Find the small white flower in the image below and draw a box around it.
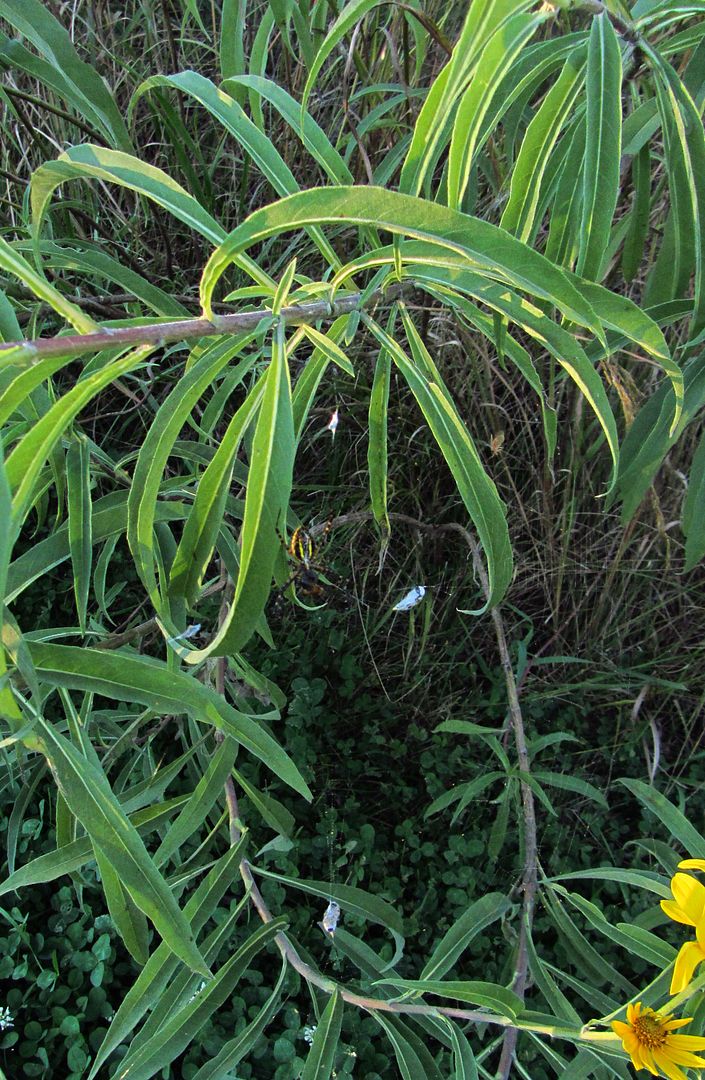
[303,1024,317,1045]
[0,1006,14,1031]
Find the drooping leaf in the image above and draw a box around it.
[26,642,312,800]
[199,187,604,340]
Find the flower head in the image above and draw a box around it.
[661,872,705,994]
[611,1002,705,1079]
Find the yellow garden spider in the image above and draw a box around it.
[275,517,335,607]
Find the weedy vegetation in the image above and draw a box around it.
[1,0,705,1076]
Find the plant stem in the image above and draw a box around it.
[0,284,408,362]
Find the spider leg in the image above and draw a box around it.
[270,567,301,612]
[308,562,368,609]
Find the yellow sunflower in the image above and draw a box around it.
[611,1002,705,1079]
[661,869,705,994]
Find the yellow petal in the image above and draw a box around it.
[670,940,705,995]
[661,898,695,926]
[668,1034,705,1050]
[663,1046,705,1065]
[634,1045,660,1076]
[679,859,705,872]
[652,1049,688,1080]
[627,1002,642,1023]
[670,874,705,924]
[662,1017,694,1031]
[611,1020,632,1040]
[622,1031,640,1054]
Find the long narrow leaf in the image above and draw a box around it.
[182,321,295,660]
[26,642,312,799]
[577,14,623,279]
[301,991,343,1080]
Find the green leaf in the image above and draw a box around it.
[191,960,287,1080]
[130,72,339,268]
[413,271,621,491]
[0,799,188,896]
[127,337,254,613]
[291,316,349,437]
[7,346,152,534]
[26,642,312,800]
[93,845,150,966]
[420,893,511,980]
[302,0,387,115]
[0,349,87,425]
[153,738,239,868]
[66,435,92,633]
[35,240,189,317]
[0,438,12,622]
[542,887,636,997]
[447,12,545,210]
[683,424,705,569]
[368,310,393,531]
[182,321,295,660]
[116,918,287,1080]
[29,715,210,976]
[556,886,677,966]
[234,768,295,838]
[615,352,704,520]
[30,144,274,290]
[501,46,585,243]
[425,773,504,821]
[251,866,405,968]
[435,719,504,737]
[401,0,535,198]
[301,991,343,1080]
[524,927,582,1024]
[441,1019,479,1080]
[0,0,132,150]
[125,895,250,1057]
[199,187,604,341]
[549,867,671,898]
[645,45,705,335]
[89,839,247,1078]
[223,75,353,184]
[367,310,512,610]
[532,770,609,809]
[0,235,97,334]
[6,492,187,603]
[622,144,652,283]
[545,116,586,269]
[576,14,623,279]
[167,362,266,610]
[375,1014,445,1080]
[219,0,246,89]
[619,777,705,858]
[376,978,524,1019]
[301,325,355,377]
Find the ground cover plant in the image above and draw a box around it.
[2,0,705,1076]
